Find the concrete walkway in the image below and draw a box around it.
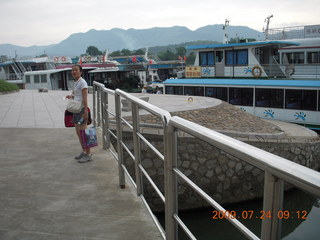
[0,90,162,240]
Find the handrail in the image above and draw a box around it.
[92,81,320,240]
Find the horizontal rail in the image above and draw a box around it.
[119,116,134,131]
[139,164,165,203]
[108,129,117,139]
[107,111,116,117]
[121,163,137,189]
[141,195,166,240]
[173,214,197,240]
[173,168,260,240]
[137,132,164,161]
[121,141,135,162]
[115,89,171,124]
[102,87,115,95]
[109,148,118,161]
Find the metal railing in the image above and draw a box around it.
[165,116,320,240]
[93,81,170,238]
[92,81,320,240]
[192,63,320,79]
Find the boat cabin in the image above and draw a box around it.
[187,38,320,79]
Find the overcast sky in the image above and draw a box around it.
[0,0,319,47]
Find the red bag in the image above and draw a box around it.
[64,110,74,127]
[64,107,92,128]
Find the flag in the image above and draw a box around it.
[184,56,187,61]
[79,56,82,65]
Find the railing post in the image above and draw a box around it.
[97,86,101,127]
[132,102,143,195]
[261,171,284,240]
[92,82,96,127]
[115,91,125,189]
[101,90,108,149]
[165,123,178,240]
[105,90,111,149]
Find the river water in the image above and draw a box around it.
[156,188,320,239]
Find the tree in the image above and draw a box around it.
[120,49,132,56]
[86,46,102,56]
[132,49,145,55]
[186,52,195,65]
[158,49,176,61]
[176,46,186,58]
[109,50,121,57]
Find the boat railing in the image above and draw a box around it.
[192,63,320,79]
[5,72,23,81]
[92,81,320,240]
[267,25,320,40]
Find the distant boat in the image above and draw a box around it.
[163,24,320,129]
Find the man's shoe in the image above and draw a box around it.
[78,154,92,163]
[75,152,86,160]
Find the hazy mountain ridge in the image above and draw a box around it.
[0,25,262,57]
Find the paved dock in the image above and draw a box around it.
[0,90,162,240]
[0,89,317,240]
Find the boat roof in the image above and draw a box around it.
[279,38,320,49]
[89,67,120,73]
[186,40,300,51]
[163,78,320,88]
[24,69,71,75]
[0,61,34,66]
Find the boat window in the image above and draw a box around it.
[205,87,228,101]
[255,88,284,108]
[41,75,47,83]
[229,87,253,106]
[199,51,215,66]
[283,52,305,64]
[215,51,223,63]
[307,52,320,64]
[25,75,30,84]
[184,86,204,96]
[165,86,183,95]
[34,75,40,84]
[226,50,248,65]
[68,72,73,80]
[285,89,317,111]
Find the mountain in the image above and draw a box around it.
[0,25,262,57]
[0,44,56,58]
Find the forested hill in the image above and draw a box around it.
[0,25,262,57]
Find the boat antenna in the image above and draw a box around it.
[263,14,273,40]
[223,19,230,44]
[144,47,149,61]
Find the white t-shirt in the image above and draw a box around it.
[73,78,88,102]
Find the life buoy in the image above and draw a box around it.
[54,57,59,62]
[61,56,66,62]
[86,56,91,62]
[251,65,262,78]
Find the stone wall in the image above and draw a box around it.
[115,131,320,212]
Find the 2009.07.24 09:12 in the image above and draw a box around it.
[212,210,308,220]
